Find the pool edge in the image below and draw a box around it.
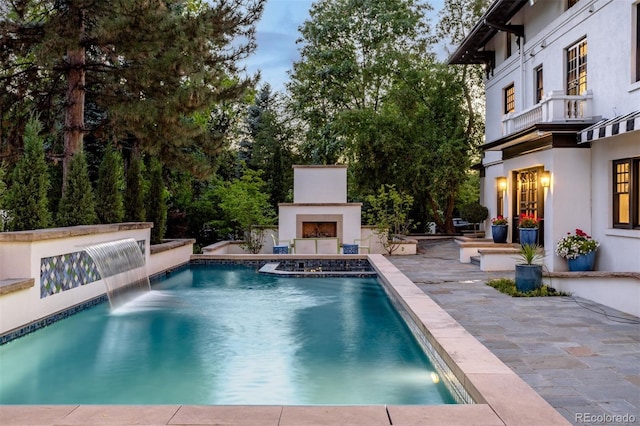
[367,254,570,426]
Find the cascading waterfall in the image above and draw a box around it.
[84,238,150,310]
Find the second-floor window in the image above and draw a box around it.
[504,84,515,114]
[567,38,587,95]
[535,66,544,103]
[506,32,512,59]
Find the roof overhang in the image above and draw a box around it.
[482,122,598,159]
[447,0,529,66]
[578,110,640,143]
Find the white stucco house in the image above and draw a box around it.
[449,0,640,274]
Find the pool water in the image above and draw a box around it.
[0,265,456,405]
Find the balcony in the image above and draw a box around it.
[502,90,593,136]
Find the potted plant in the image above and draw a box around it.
[515,243,543,292]
[490,215,508,243]
[518,214,539,245]
[555,229,600,271]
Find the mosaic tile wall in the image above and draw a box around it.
[39,240,145,298]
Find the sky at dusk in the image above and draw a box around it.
[244,0,447,93]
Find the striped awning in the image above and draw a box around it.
[579,110,640,143]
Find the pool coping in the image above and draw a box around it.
[0,254,570,425]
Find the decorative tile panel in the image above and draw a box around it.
[39,240,146,298]
[40,251,100,298]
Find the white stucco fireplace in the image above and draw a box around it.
[278,165,362,254]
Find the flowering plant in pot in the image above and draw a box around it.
[491,215,508,226]
[490,216,508,243]
[518,214,539,228]
[518,214,539,245]
[555,229,599,271]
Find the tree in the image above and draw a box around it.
[459,202,488,235]
[3,117,51,231]
[95,145,125,224]
[147,158,168,244]
[382,61,473,234]
[364,184,413,255]
[244,85,297,208]
[213,168,275,253]
[1,0,265,193]
[124,151,145,222]
[57,151,97,226]
[287,0,433,163]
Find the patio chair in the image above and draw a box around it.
[270,233,292,254]
[354,236,371,254]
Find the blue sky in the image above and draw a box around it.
[244,0,446,93]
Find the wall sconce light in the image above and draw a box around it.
[497,176,507,191]
[540,170,551,188]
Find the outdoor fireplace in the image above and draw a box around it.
[278,165,362,253]
[302,222,337,238]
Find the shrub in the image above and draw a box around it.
[57,151,97,226]
[95,146,125,224]
[486,278,569,297]
[364,184,413,255]
[4,117,52,230]
[146,158,168,244]
[459,202,488,234]
[124,152,146,222]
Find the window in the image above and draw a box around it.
[567,38,587,95]
[506,32,512,59]
[504,84,515,114]
[613,158,640,229]
[535,65,544,103]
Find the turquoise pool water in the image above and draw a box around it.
[0,265,456,405]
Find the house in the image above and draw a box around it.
[449,0,640,275]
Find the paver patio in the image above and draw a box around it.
[389,238,640,426]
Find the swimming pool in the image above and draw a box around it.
[0,265,456,405]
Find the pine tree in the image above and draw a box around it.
[57,152,97,227]
[95,146,125,223]
[1,0,265,190]
[4,117,51,231]
[124,152,145,222]
[146,158,167,244]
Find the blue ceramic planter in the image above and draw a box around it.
[567,251,597,271]
[491,225,508,243]
[519,228,538,246]
[515,264,543,292]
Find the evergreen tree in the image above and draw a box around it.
[4,117,51,231]
[1,0,265,191]
[245,85,297,207]
[95,145,125,224]
[147,158,167,244]
[57,151,97,226]
[124,151,145,222]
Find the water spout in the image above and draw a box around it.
[85,238,150,310]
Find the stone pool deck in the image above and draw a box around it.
[1,238,638,426]
[389,238,640,426]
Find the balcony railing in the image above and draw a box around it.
[502,90,593,136]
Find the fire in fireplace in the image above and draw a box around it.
[302,222,337,238]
